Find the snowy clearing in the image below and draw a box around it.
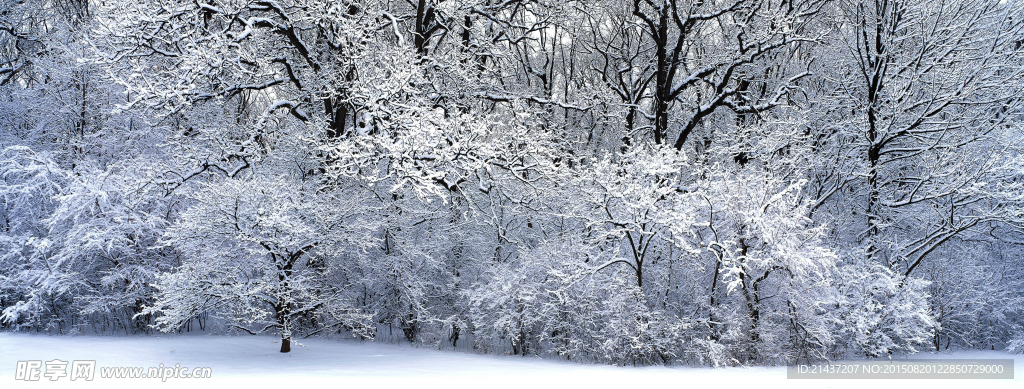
[1,333,1020,389]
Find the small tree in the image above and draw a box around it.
[146,176,376,352]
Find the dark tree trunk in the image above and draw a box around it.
[450,324,460,348]
[280,334,291,353]
[652,8,670,145]
[736,235,760,362]
[862,0,888,266]
[323,98,347,138]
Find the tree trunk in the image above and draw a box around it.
[280,334,291,353]
[653,11,670,145]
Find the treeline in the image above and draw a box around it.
[2,0,1024,365]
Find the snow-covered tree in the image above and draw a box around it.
[149,174,377,352]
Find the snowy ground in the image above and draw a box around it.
[1,332,1021,388]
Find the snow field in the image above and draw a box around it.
[1,333,1021,389]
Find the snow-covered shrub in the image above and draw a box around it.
[1008,327,1024,354]
[833,258,935,357]
[0,147,68,330]
[597,275,690,366]
[468,249,547,356]
[0,147,178,334]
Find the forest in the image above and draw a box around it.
[1,0,1023,366]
